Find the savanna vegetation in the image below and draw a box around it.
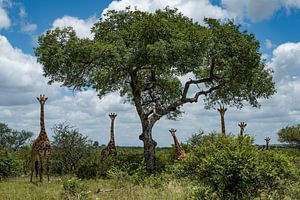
[1,7,299,200]
[0,122,299,200]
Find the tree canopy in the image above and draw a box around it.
[0,122,33,151]
[35,8,276,173]
[278,124,300,147]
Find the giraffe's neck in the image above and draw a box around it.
[240,128,244,136]
[109,119,115,146]
[220,112,226,135]
[39,104,47,138]
[172,134,181,149]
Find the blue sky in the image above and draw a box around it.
[0,0,300,146]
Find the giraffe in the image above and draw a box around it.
[217,105,227,135]
[264,137,271,150]
[169,128,186,161]
[101,113,117,161]
[238,122,247,136]
[30,95,51,182]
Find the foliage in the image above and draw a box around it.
[51,123,93,174]
[0,148,21,180]
[177,136,296,200]
[76,160,99,180]
[61,177,90,200]
[15,146,31,175]
[35,7,275,173]
[0,122,33,151]
[35,8,275,110]
[187,130,218,148]
[278,124,300,147]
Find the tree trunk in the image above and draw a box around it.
[139,120,157,174]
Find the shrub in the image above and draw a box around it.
[0,148,21,180]
[76,160,99,179]
[177,135,296,200]
[15,146,31,175]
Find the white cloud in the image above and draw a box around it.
[221,0,300,22]
[283,0,300,8]
[247,0,280,22]
[269,42,300,81]
[265,39,273,49]
[21,23,37,33]
[19,7,27,18]
[52,16,97,39]
[0,35,59,106]
[102,0,235,25]
[17,6,38,35]
[0,4,10,29]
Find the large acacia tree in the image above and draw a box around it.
[35,8,275,173]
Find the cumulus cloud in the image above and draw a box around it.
[0,35,59,106]
[221,0,300,22]
[102,0,235,24]
[269,42,300,81]
[52,16,97,39]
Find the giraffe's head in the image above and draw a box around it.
[217,105,227,114]
[37,94,48,105]
[238,122,247,129]
[109,113,117,120]
[264,137,271,143]
[169,128,177,137]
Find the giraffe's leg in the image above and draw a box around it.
[35,161,38,178]
[39,159,44,182]
[46,158,50,182]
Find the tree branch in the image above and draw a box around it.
[160,85,220,116]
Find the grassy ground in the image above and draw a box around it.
[0,176,193,200]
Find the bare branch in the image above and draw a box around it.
[160,85,220,116]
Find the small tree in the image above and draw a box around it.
[0,122,33,151]
[0,148,20,180]
[278,124,300,147]
[51,123,92,174]
[35,8,275,173]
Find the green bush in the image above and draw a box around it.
[177,136,296,200]
[76,160,99,179]
[15,146,31,175]
[0,148,21,180]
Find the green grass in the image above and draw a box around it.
[0,177,62,200]
[0,176,193,200]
